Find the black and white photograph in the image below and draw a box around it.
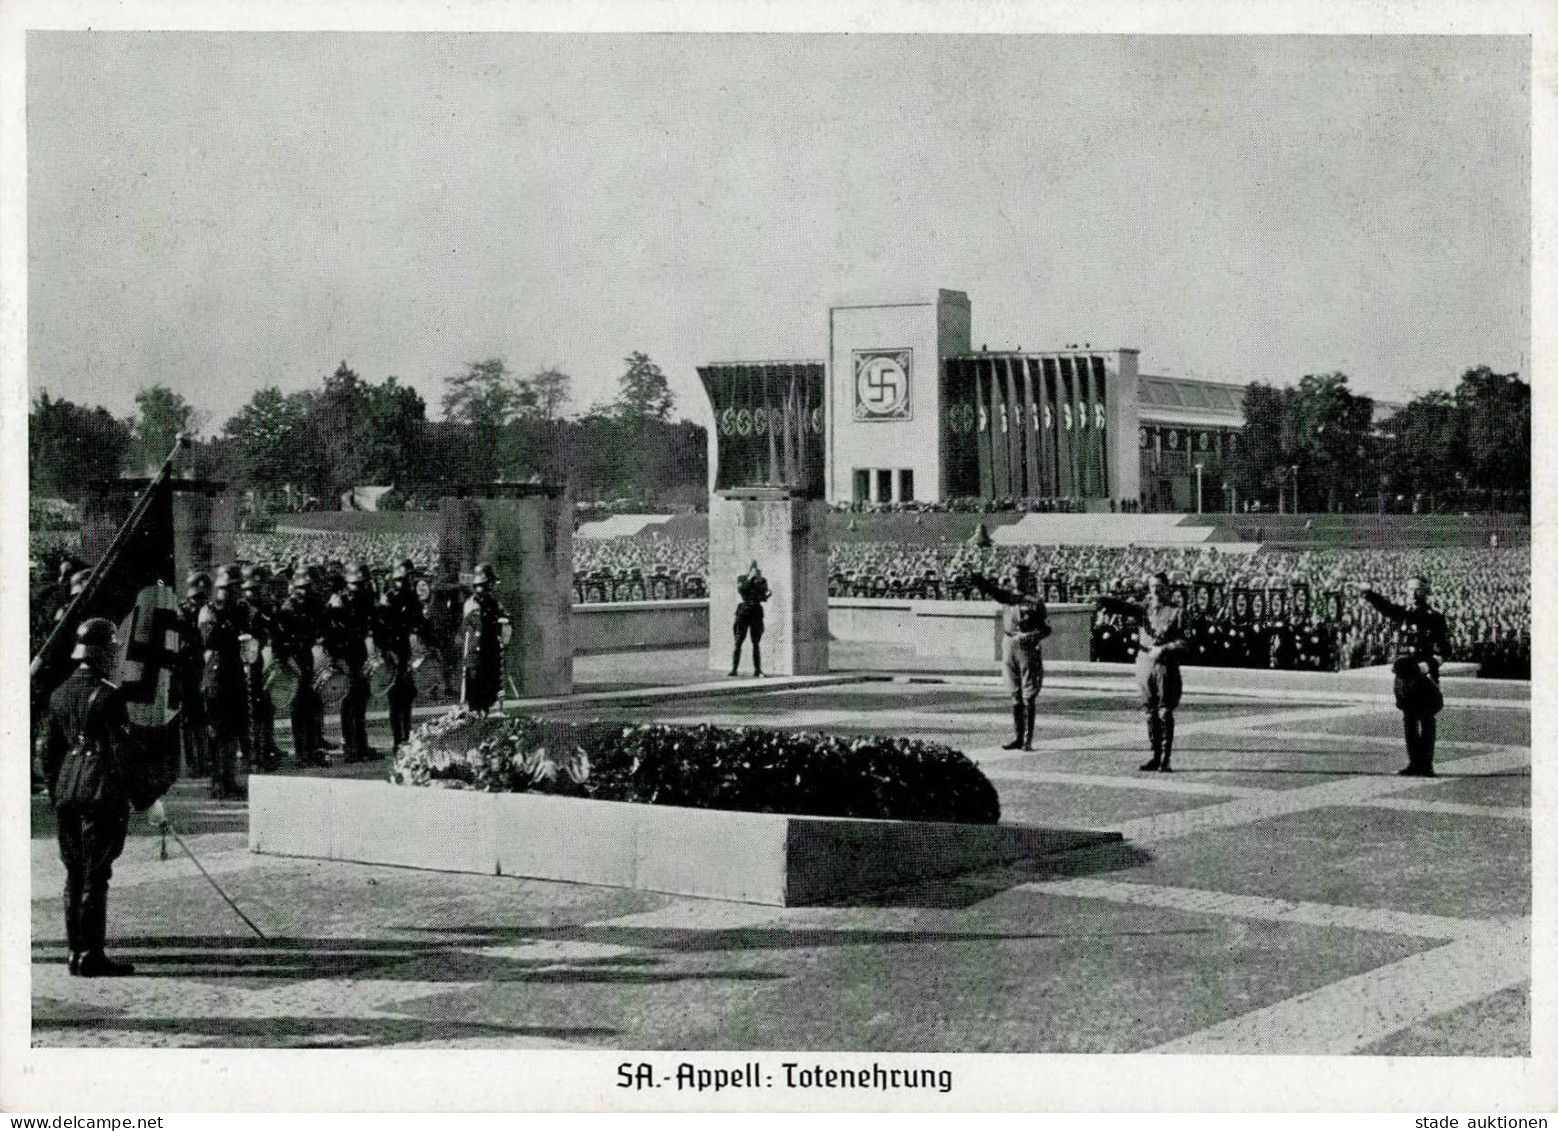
[2,0,1553,1117]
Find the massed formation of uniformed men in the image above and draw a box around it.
[199,568,250,799]
[324,562,380,762]
[460,563,510,714]
[378,558,433,752]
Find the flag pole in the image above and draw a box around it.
[30,434,191,688]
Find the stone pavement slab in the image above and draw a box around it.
[31,663,1531,1057]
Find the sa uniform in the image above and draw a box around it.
[972,572,1051,750]
[460,564,509,714]
[238,573,281,771]
[325,563,378,761]
[378,560,432,750]
[1097,581,1190,772]
[34,618,166,977]
[276,571,327,765]
[175,573,210,776]
[199,575,250,799]
[730,565,770,677]
[1361,584,1450,776]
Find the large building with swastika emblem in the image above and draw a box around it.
[697,289,1254,512]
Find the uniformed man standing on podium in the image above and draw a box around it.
[730,562,770,678]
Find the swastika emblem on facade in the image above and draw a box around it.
[853,350,912,422]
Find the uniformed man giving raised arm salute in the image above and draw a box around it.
[1095,572,1190,772]
[729,561,770,678]
[971,562,1052,751]
[1349,575,1449,777]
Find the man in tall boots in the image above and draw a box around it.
[326,562,378,761]
[199,569,249,799]
[175,570,211,778]
[730,562,770,677]
[238,568,282,771]
[972,563,1052,750]
[460,563,509,715]
[378,558,432,751]
[277,568,328,765]
[1353,576,1449,776]
[35,617,168,976]
[1096,573,1189,772]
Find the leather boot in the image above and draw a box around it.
[752,641,763,678]
[75,896,132,977]
[1002,703,1026,750]
[1160,713,1175,773]
[76,950,135,978]
[729,645,742,677]
[1023,696,1039,750]
[1140,715,1162,771]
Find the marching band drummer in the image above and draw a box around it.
[277,568,328,766]
[325,562,380,762]
[377,558,433,752]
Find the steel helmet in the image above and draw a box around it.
[71,616,118,660]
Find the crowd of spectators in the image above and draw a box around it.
[832,496,1138,515]
[573,537,707,602]
[32,527,1529,679]
[825,542,1529,677]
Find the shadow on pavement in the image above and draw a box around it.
[32,1014,615,1049]
[31,936,784,986]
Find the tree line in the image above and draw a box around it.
[1232,366,1528,513]
[31,359,1527,516]
[30,352,709,512]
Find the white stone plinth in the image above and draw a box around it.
[708,490,829,675]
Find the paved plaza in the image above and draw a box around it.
[30,651,1531,1054]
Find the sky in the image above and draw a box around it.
[25,32,1530,435]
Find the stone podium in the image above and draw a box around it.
[708,489,829,676]
[438,486,574,698]
[696,362,831,678]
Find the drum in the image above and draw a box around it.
[368,654,395,702]
[314,659,352,709]
[264,659,298,708]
